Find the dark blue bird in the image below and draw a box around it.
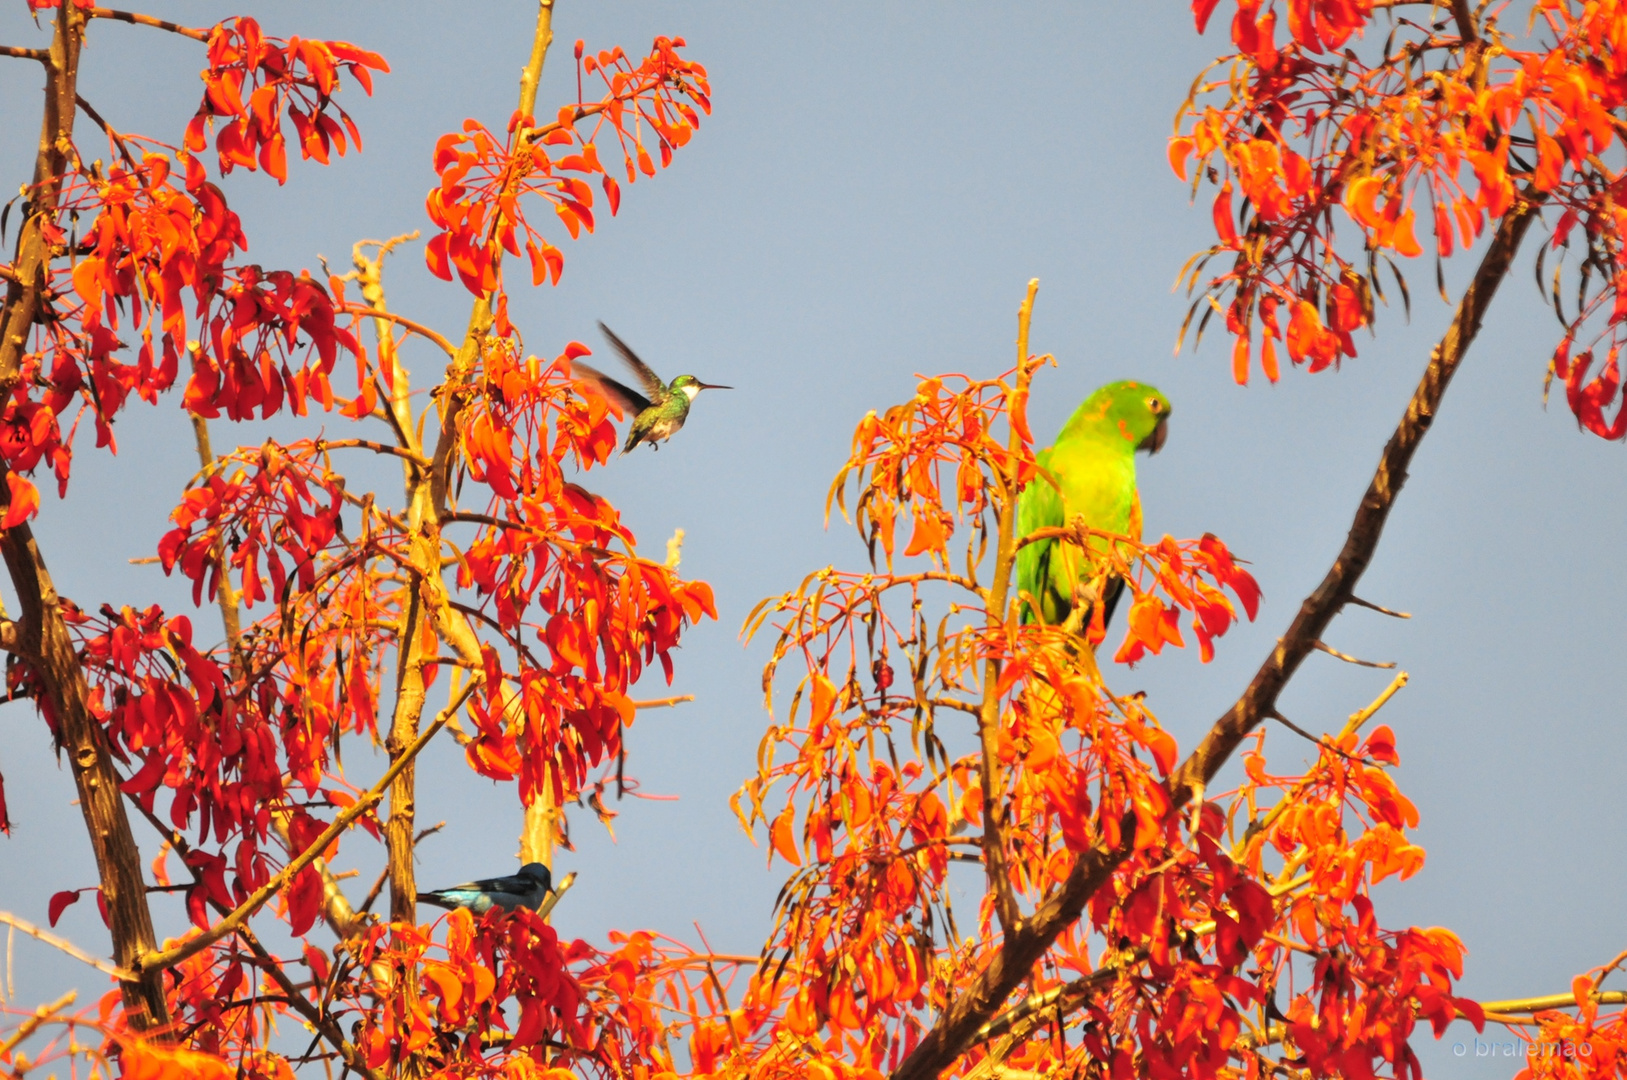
[415,863,553,915]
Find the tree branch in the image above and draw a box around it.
[86,7,208,42]
[1478,989,1627,1015]
[516,0,556,121]
[231,922,380,1080]
[316,437,432,469]
[975,278,1041,940]
[0,3,173,1035]
[0,990,76,1057]
[0,911,134,982]
[74,93,137,169]
[126,796,381,1080]
[891,191,1546,1080]
[133,676,478,976]
[0,46,49,62]
[334,302,455,359]
[1166,188,1543,810]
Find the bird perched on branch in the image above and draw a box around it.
[1017,380,1171,635]
[416,862,553,915]
[570,322,731,453]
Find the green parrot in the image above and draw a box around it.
[1016,380,1172,633]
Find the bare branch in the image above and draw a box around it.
[73,93,137,169]
[0,912,133,982]
[0,46,49,62]
[535,870,575,921]
[1312,640,1397,668]
[1348,595,1411,618]
[1166,189,1544,813]
[1344,670,1409,735]
[86,7,208,42]
[316,437,433,469]
[333,303,455,359]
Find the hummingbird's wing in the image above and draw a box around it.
[597,322,670,404]
[570,359,653,417]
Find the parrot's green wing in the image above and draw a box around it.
[1016,447,1065,625]
[1014,381,1171,637]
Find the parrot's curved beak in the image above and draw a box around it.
[1139,417,1169,455]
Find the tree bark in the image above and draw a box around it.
[0,2,170,1035]
[0,518,170,1031]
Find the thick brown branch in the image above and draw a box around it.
[1,4,81,393]
[1166,189,1542,810]
[1450,0,1479,43]
[0,4,172,1034]
[891,822,1135,1080]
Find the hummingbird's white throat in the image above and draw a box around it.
[680,383,701,401]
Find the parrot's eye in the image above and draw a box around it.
[1146,397,1164,414]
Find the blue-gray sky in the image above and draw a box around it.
[1,5,1621,1076]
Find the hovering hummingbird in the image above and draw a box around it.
[570,322,731,454]
[416,862,553,916]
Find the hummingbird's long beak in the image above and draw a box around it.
[697,382,732,391]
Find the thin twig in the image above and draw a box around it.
[695,922,744,1053]
[0,990,76,1056]
[535,870,574,921]
[73,93,138,169]
[1348,595,1411,618]
[1312,640,1397,668]
[333,304,456,358]
[0,45,49,61]
[0,912,133,981]
[1341,671,1408,738]
[315,438,432,469]
[358,868,388,919]
[86,7,208,41]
